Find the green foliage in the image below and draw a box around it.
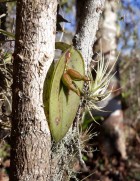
[55,42,70,51]
[83,54,117,125]
[43,43,85,142]
[2,51,12,63]
[82,115,103,131]
[0,142,10,158]
[0,29,15,39]
[43,46,117,141]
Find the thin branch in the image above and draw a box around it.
[73,0,105,72]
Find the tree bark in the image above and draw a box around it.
[71,0,105,173]
[73,0,105,71]
[10,0,57,180]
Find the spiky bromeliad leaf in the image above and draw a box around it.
[0,29,15,39]
[84,53,118,124]
[43,43,85,142]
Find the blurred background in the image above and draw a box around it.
[0,0,140,180]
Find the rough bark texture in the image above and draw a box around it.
[10,0,57,180]
[73,0,105,72]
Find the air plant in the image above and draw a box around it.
[83,53,118,124]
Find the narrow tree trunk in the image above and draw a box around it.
[10,1,57,180]
[73,0,105,71]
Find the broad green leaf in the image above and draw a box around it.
[43,46,85,142]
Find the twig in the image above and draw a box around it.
[81,171,96,181]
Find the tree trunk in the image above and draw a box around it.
[73,0,105,71]
[10,1,57,180]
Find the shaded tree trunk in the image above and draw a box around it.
[10,0,57,180]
